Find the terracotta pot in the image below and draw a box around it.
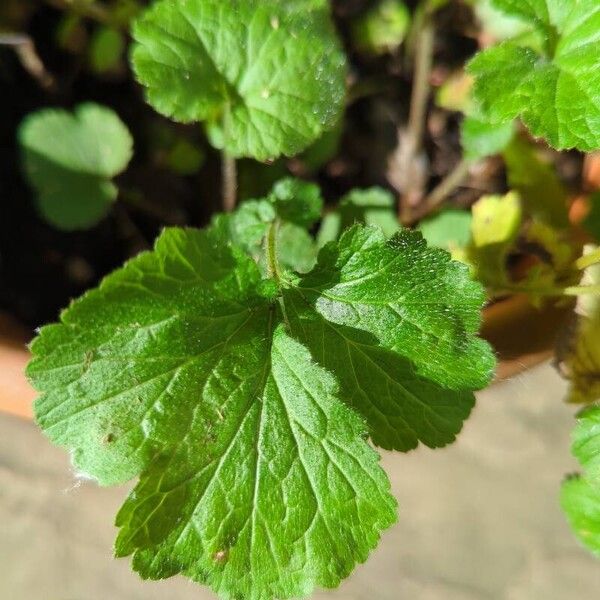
[0,297,571,420]
[0,315,35,420]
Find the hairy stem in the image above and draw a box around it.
[266,220,282,283]
[576,247,600,271]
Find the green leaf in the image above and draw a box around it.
[467,192,523,287]
[269,178,323,229]
[287,226,495,394]
[19,103,133,230]
[571,405,600,487]
[471,192,522,248]
[474,0,529,42]
[418,209,473,251]
[351,0,411,55]
[562,475,600,557]
[503,138,569,229]
[131,0,346,160]
[461,113,514,161]
[116,325,397,597]
[468,0,600,151]
[491,0,572,35]
[562,405,600,556]
[89,26,126,74]
[319,188,400,245]
[216,178,322,274]
[28,221,494,598]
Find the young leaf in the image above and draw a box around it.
[317,187,400,246]
[217,178,323,273]
[562,475,600,557]
[351,0,411,56]
[19,103,133,230]
[28,220,494,597]
[131,0,346,161]
[467,192,523,287]
[469,0,600,151]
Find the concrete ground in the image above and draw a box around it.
[2,362,600,600]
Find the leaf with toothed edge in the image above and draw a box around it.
[130,0,346,161]
[469,0,600,151]
[28,214,494,598]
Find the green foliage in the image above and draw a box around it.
[351,0,411,55]
[131,0,346,161]
[19,103,133,230]
[89,26,125,73]
[317,187,399,246]
[467,191,523,287]
[562,475,600,557]
[28,182,494,598]
[218,178,322,274]
[418,209,473,252]
[469,0,600,151]
[461,112,514,161]
[562,405,600,556]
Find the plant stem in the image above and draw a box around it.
[266,220,282,283]
[221,150,237,213]
[408,159,471,224]
[576,247,600,271]
[0,34,55,90]
[406,19,434,161]
[399,9,435,223]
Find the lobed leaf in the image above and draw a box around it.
[469,0,600,151]
[131,0,346,160]
[29,217,494,597]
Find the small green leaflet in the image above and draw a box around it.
[28,215,494,597]
[216,178,322,273]
[317,187,400,247]
[19,103,133,230]
[469,0,600,151]
[562,405,600,556]
[131,0,346,161]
